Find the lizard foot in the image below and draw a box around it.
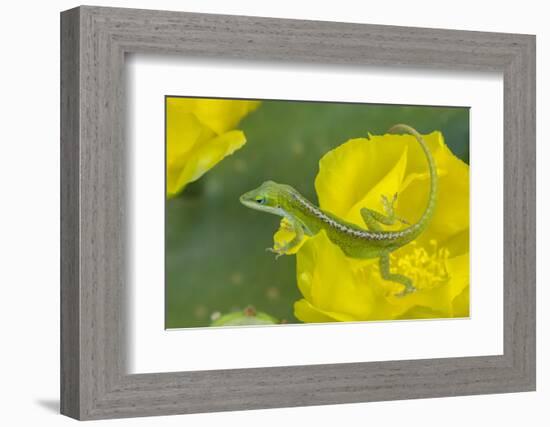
[265,246,284,260]
[394,284,417,298]
[381,193,409,225]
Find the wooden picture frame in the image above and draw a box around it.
[60,5,536,420]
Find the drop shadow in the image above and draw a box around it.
[35,399,59,414]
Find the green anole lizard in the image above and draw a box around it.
[239,124,438,296]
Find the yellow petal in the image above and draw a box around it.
[296,231,378,319]
[432,159,469,236]
[441,228,469,258]
[166,111,214,164]
[167,130,247,197]
[396,131,469,238]
[395,305,449,320]
[315,136,408,217]
[382,251,469,318]
[294,298,362,323]
[344,145,408,226]
[166,98,260,197]
[446,253,470,306]
[166,112,214,195]
[166,98,260,135]
[402,131,446,176]
[452,285,470,318]
[385,280,453,318]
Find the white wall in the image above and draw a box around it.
[0,0,546,425]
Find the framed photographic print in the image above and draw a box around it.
[163,97,470,329]
[60,5,536,420]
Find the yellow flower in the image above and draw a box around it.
[275,132,469,322]
[166,98,260,197]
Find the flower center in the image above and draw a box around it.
[391,240,450,290]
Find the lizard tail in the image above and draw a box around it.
[387,124,438,237]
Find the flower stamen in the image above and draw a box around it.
[391,240,450,290]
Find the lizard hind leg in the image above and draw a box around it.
[360,193,409,230]
[378,252,416,297]
[360,208,384,231]
[380,193,410,225]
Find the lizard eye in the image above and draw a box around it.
[255,197,265,204]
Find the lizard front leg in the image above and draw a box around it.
[267,218,305,259]
[378,251,416,297]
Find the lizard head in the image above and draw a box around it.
[239,180,292,217]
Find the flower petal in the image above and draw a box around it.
[452,286,470,318]
[315,136,408,217]
[166,111,214,165]
[168,130,247,197]
[395,305,449,320]
[166,98,260,197]
[446,253,470,307]
[396,131,469,238]
[166,98,261,135]
[441,228,469,258]
[296,231,378,319]
[383,252,469,318]
[294,298,363,323]
[344,145,408,226]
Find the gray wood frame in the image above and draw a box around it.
[60,5,536,420]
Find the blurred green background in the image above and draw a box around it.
[166,99,469,329]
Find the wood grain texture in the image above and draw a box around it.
[60,5,536,420]
[60,7,80,419]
